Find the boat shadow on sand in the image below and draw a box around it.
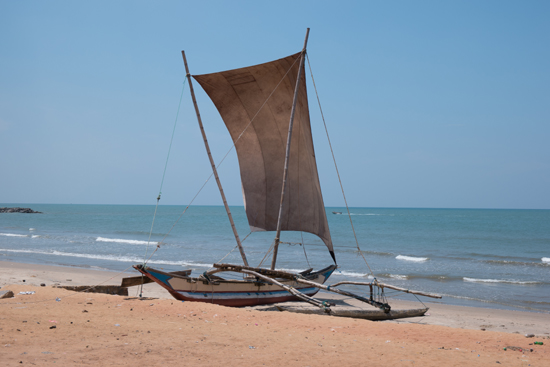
[249,292,429,321]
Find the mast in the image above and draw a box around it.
[181,51,249,267]
[271,28,310,270]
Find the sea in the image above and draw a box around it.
[1,204,549,313]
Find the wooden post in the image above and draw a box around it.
[369,283,373,302]
[271,28,310,270]
[290,276,391,312]
[182,51,249,267]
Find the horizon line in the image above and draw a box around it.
[1,203,549,211]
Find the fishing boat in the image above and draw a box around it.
[125,29,440,317]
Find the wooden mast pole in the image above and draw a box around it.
[271,28,310,270]
[181,51,249,267]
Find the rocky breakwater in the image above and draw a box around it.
[0,207,42,214]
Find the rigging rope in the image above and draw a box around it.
[142,79,187,265]
[258,241,276,268]
[306,54,376,278]
[212,231,253,269]
[300,232,312,268]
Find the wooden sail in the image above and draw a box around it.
[193,53,335,261]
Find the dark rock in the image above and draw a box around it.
[0,207,42,214]
[0,290,15,299]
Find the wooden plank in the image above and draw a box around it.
[121,276,154,287]
[54,285,128,296]
[122,270,192,287]
[213,263,298,280]
[170,270,192,277]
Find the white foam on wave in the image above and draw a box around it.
[29,228,36,231]
[0,233,28,237]
[339,270,374,279]
[277,267,307,274]
[96,237,158,246]
[463,277,539,285]
[0,249,36,254]
[164,260,219,269]
[396,255,428,262]
[542,257,550,263]
[388,274,408,280]
[258,268,374,279]
[0,248,208,267]
[31,235,41,238]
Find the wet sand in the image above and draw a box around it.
[1,260,549,366]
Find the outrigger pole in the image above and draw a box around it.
[212,263,442,313]
[271,28,310,270]
[181,51,249,267]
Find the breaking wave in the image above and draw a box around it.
[463,277,540,285]
[0,248,210,268]
[96,237,158,245]
[338,270,374,279]
[0,233,28,237]
[387,274,408,280]
[542,258,550,263]
[485,259,550,268]
[396,255,428,262]
[277,267,310,274]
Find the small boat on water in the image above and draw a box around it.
[124,29,440,319]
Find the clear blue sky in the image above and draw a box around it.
[1,1,549,209]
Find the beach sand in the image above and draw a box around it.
[1,260,549,366]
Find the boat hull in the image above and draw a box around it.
[133,264,337,307]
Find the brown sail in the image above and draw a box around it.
[193,52,334,260]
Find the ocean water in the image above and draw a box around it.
[1,204,549,313]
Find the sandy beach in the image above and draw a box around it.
[1,260,549,366]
